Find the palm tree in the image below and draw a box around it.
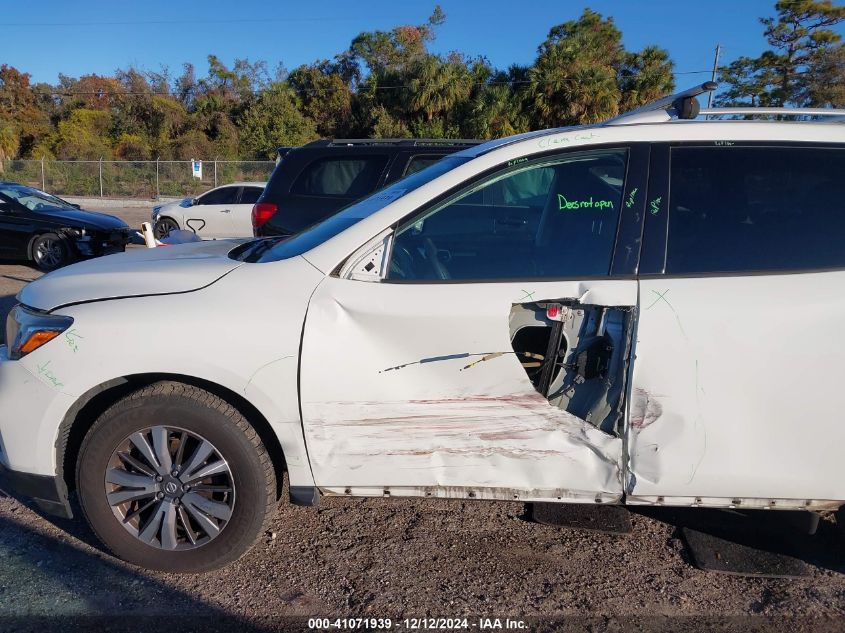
[618,46,675,111]
[409,55,472,127]
[528,10,624,127]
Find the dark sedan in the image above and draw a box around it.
[0,182,132,271]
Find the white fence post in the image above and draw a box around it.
[155,157,160,199]
[214,159,218,188]
[99,157,104,198]
[40,156,46,191]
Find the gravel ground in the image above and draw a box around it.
[1,206,845,632]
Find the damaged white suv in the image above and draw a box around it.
[2,84,845,572]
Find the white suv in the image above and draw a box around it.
[2,84,844,572]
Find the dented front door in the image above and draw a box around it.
[299,146,647,501]
[300,279,636,501]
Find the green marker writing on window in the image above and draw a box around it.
[649,197,662,215]
[558,194,614,211]
[625,187,638,208]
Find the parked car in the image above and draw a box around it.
[4,84,845,573]
[152,182,266,240]
[0,182,131,271]
[253,138,480,237]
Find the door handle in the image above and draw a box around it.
[220,209,231,213]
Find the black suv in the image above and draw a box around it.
[253,138,479,237]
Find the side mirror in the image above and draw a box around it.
[0,203,12,213]
[70,203,81,209]
[191,197,199,206]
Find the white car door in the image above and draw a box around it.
[300,145,650,502]
[228,185,263,237]
[628,142,845,509]
[184,185,241,238]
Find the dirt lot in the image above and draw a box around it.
[1,206,844,632]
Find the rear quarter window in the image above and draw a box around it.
[666,146,845,274]
[291,156,389,197]
[239,187,263,204]
[403,154,446,177]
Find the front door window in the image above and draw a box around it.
[388,149,628,281]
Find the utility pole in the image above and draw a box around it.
[707,44,722,108]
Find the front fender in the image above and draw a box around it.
[15,256,325,487]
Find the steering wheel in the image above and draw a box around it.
[389,245,416,279]
[389,235,451,280]
[422,237,451,280]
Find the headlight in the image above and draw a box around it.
[4,305,74,361]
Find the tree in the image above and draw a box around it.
[408,54,473,125]
[803,42,845,106]
[368,105,411,138]
[54,108,112,159]
[0,65,51,157]
[0,120,19,167]
[619,46,675,111]
[239,84,318,158]
[288,58,356,137]
[350,6,444,75]
[464,79,528,139]
[528,10,622,126]
[718,0,845,106]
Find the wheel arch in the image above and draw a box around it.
[155,215,181,229]
[27,229,78,262]
[56,373,288,500]
[26,230,56,260]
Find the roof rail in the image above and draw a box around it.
[698,107,845,121]
[606,82,718,126]
[303,138,481,148]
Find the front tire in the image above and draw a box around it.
[31,233,73,271]
[76,382,276,573]
[153,217,179,240]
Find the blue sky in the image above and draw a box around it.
[3,0,842,89]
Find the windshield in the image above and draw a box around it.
[0,184,76,211]
[248,154,472,263]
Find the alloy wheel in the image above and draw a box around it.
[35,238,62,268]
[154,219,178,239]
[104,426,236,550]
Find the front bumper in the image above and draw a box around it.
[73,230,130,258]
[0,463,72,518]
[0,344,75,517]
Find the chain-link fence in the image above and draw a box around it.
[0,159,276,199]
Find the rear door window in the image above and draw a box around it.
[292,157,389,197]
[666,146,845,273]
[239,187,263,204]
